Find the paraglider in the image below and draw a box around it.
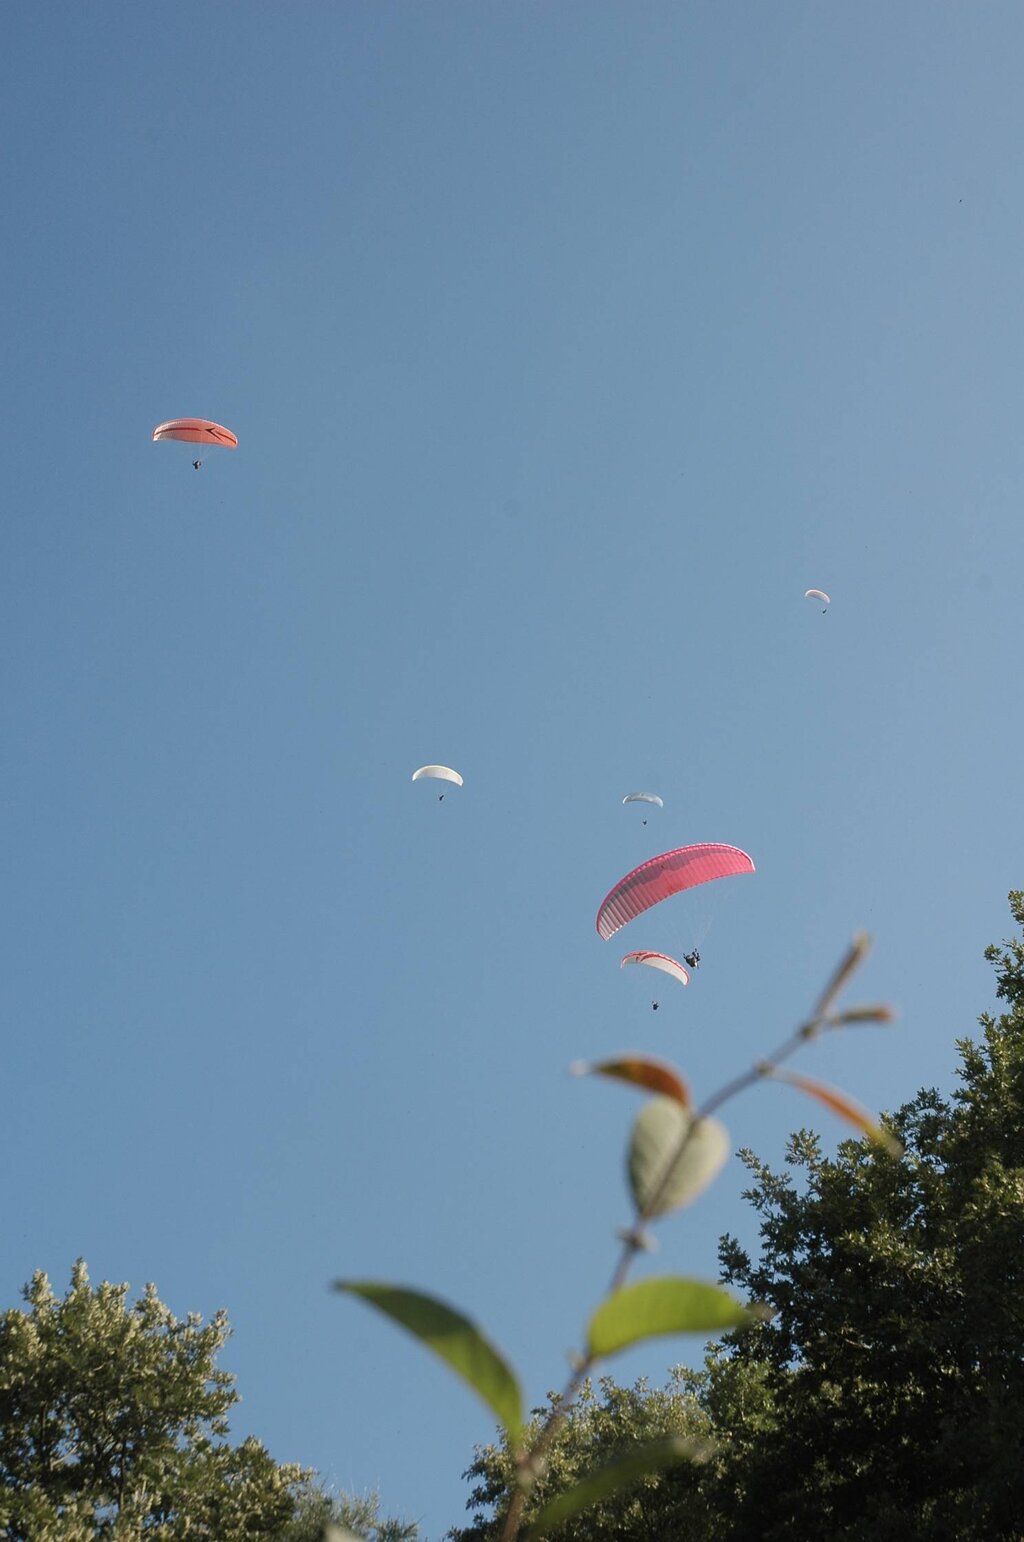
[152,419,238,470]
[623,792,663,826]
[412,765,463,802]
[596,843,755,941]
[805,588,830,613]
[621,951,691,991]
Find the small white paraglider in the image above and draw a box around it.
[622,792,663,825]
[621,950,690,1012]
[412,765,463,802]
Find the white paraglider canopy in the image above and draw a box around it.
[411,765,463,787]
[621,951,690,988]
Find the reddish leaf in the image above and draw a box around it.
[572,1056,690,1107]
[772,1070,901,1155]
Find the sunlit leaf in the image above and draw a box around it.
[830,1004,896,1025]
[771,1070,902,1155]
[572,1056,690,1106]
[587,1275,760,1359]
[811,931,871,1018]
[522,1434,714,1539]
[332,1281,523,1438]
[627,1096,730,1217]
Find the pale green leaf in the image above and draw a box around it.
[587,1275,763,1359]
[627,1096,730,1217]
[332,1281,522,1438]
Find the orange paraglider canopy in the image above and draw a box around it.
[152,418,238,448]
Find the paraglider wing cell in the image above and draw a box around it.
[596,844,755,940]
[152,418,239,449]
[411,765,464,788]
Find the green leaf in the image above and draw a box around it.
[332,1281,523,1438]
[627,1096,730,1217]
[587,1276,763,1359]
[522,1434,714,1539]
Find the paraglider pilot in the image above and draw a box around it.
[683,950,700,970]
[192,459,203,470]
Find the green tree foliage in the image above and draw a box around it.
[713,891,1024,1539]
[283,1485,420,1542]
[283,1484,420,1542]
[451,894,1024,1541]
[0,1260,309,1540]
[448,1375,715,1541]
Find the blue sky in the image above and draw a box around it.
[3,3,1023,1534]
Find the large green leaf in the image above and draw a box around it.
[332,1281,522,1438]
[627,1095,730,1217]
[587,1275,762,1359]
[522,1434,714,1539]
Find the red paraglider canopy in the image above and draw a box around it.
[596,843,755,940]
[152,418,238,448]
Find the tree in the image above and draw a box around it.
[449,1374,715,1542]
[0,1260,308,1540]
[711,890,1024,1539]
[449,893,1024,1541]
[284,1484,421,1542]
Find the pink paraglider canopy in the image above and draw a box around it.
[152,418,238,448]
[596,843,755,940]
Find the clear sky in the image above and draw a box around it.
[3,3,1023,1535]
